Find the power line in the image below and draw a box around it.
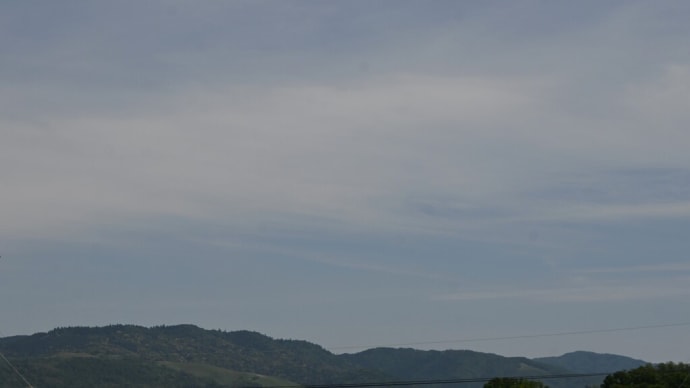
[0,351,34,388]
[327,321,690,351]
[260,372,612,388]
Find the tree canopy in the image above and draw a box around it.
[601,362,690,388]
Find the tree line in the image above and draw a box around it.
[483,362,689,388]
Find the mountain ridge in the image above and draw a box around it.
[534,350,647,373]
[0,324,651,388]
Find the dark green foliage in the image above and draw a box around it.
[601,362,690,388]
[484,377,548,388]
[0,324,383,386]
[0,356,222,388]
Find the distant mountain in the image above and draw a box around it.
[0,324,652,388]
[342,347,578,388]
[534,351,647,373]
[343,347,568,380]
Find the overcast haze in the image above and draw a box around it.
[2,1,690,363]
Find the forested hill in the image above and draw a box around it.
[0,324,649,388]
[343,347,568,380]
[534,351,646,373]
[0,324,386,387]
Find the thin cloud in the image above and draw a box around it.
[574,262,690,274]
[434,280,690,303]
[3,1,690,363]
[204,238,451,282]
[516,201,690,225]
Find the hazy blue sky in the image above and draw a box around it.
[2,1,690,363]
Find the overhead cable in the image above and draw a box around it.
[327,321,690,351]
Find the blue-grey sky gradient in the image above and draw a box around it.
[2,1,690,363]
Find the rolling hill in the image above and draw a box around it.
[0,324,650,388]
[534,351,646,374]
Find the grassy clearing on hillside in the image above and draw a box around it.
[159,361,299,387]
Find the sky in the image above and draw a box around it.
[1,0,690,364]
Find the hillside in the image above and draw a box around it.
[0,324,385,387]
[343,347,568,380]
[0,325,650,388]
[534,351,647,373]
[341,348,589,388]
